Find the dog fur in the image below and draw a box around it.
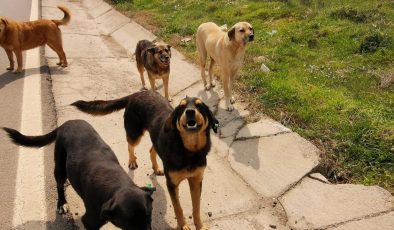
[135,40,172,101]
[72,91,219,230]
[196,21,254,111]
[3,120,155,230]
[0,6,70,73]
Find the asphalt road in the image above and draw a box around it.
[0,1,72,229]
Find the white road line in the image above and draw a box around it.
[12,0,47,228]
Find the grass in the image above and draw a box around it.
[110,0,394,193]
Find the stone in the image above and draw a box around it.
[229,132,320,197]
[330,211,394,230]
[236,118,291,139]
[261,63,270,73]
[280,178,394,229]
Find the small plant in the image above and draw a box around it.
[359,33,391,54]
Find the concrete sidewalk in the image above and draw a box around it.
[42,0,393,229]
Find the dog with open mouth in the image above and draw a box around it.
[3,120,155,230]
[196,21,254,111]
[72,90,219,230]
[135,40,172,101]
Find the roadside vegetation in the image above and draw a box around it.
[109,0,394,193]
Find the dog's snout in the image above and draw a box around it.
[185,109,195,117]
[249,34,254,41]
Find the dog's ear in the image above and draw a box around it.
[197,101,219,133]
[141,186,156,197]
[167,45,172,57]
[228,27,236,41]
[1,18,8,26]
[164,105,183,132]
[147,46,156,54]
[100,198,116,221]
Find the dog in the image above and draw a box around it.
[135,40,172,101]
[196,22,254,111]
[3,120,155,230]
[72,90,219,230]
[0,6,70,73]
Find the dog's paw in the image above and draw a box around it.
[56,62,62,66]
[13,68,22,74]
[167,97,173,102]
[204,84,211,90]
[6,66,14,71]
[226,104,234,112]
[140,86,148,91]
[181,225,192,230]
[129,161,138,169]
[153,168,164,176]
[230,96,236,104]
[210,80,216,87]
[61,63,67,67]
[57,204,69,214]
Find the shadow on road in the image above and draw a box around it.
[12,213,77,230]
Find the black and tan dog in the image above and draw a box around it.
[135,40,172,101]
[3,120,155,230]
[0,6,70,73]
[72,91,219,230]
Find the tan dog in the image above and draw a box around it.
[196,22,254,111]
[0,6,70,73]
[135,39,172,101]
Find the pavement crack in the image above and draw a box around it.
[320,209,394,229]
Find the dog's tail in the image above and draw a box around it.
[71,96,129,116]
[52,6,71,26]
[3,127,57,148]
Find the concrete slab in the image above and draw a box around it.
[47,58,139,107]
[111,21,157,53]
[41,0,83,11]
[236,118,291,139]
[88,1,111,19]
[220,118,245,138]
[95,9,130,35]
[42,7,100,35]
[82,0,102,9]
[207,209,289,230]
[329,212,394,230]
[215,99,250,126]
[211,135,233,158]
[171,79,220,110]
[280,177,394,229]
[45,34,113,58]
[229,132,320,197]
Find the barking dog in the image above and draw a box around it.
[196,21,254,111]
[0,6,70,73]
[72,91,219,230]
[3,120,155,230]
[135,40,172,101]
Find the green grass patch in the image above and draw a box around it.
[110,0,394,193]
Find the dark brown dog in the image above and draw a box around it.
[0,6,70,73]
[135,40,172,101]
[72,91,219,230]
[3,120,155,230]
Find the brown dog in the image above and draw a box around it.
[0,6,70,73]
[196,22,254,111]
[135,40,172,101]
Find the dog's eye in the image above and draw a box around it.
[240,29,245,32]
[164,49,168,52]
[159,50,163,54]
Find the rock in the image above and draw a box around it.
[253,55,269,63]
[181,37,192,43]
[260,63,270,73]
[269,224,277,229]
[219,24,227,31]
[208,212,213,217]
[280,177,394,229]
